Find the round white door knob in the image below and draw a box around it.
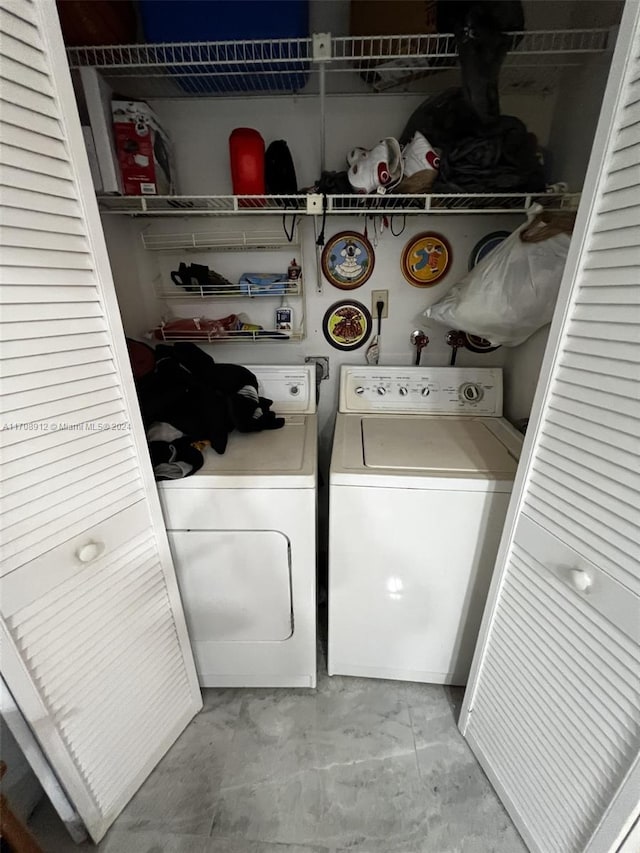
[569,568,592,593]
[76,541,105,563]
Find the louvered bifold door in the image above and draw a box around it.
[0,0,201,842]
[460,3,640,853]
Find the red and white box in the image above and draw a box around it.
[112,100,175,196]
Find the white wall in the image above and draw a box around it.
[547,53,617,191]
[151,91,556,194]
[503,324,551,425]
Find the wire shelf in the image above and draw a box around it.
[99,195,307,215]
[153,326,304,343]
[324,192,581,213]
[100,192,580,216]
[141,228,300,251]
[156,281,302,300]
[68,29,610,98]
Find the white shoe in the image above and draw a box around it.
[348,137,404,194]
[402,132,440,178]
[347,146,367,167]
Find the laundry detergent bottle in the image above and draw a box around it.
[275,296,294,336]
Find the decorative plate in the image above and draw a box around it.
[321,231,375,290]
[401,232,452,287]
[468,230,511,270]
[322,300,372,351]
[461,332,501,353]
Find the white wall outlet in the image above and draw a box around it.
[371,290,389,319]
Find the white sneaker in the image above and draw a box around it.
[346,146,367,166]
[348,137,404,194]
[402,132,440,178]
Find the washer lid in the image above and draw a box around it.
[362,417,518,476]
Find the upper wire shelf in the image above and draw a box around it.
[99,192,580,217]
[67,29,610,98]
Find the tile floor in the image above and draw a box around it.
[29,647,526,853]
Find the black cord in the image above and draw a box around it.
[450,346,458,366]
[390,214,406,237]
[282,214,297,243]
[316,194,328,247]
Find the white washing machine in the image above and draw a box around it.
[328,366,522,686]
[158,365,317,688]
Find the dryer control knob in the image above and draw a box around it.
[289,385,300,396]
[355,386,365,395]
[421,387,430,397]
[377,387,387,396]
[399,387,408,396]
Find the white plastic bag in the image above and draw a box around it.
[423,217,570,346]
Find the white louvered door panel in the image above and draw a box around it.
[0,0,143,575]
[461,4,640,853]
[0,0,201,843]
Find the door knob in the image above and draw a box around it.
[76,541,105,564]
[569,568,592,593]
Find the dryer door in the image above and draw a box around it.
[168,530,293,643]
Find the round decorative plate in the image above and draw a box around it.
[461,332,501,353]
[468,230,511,270]
[401,232,452,287]
[321,231,375,290]
[322,300,372,351]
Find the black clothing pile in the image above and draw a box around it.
[309,1,547,202]
[133,342,285,480]
[437,0,525,123]
[400,89,545,195]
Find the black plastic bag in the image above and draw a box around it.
[265,140,298,195]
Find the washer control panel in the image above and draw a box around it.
[247,365,316,414]
[340,367,502,416]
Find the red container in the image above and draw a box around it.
[229,129,265,203]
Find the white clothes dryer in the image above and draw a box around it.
[328,366,522,686]
[158,365,317,688]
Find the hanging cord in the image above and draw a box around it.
[390,214,406,237]
[282,214,298,243]
[315,194,328,247]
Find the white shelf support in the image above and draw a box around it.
[313,33,331,173]
[306,194,324,215]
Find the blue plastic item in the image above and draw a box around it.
[139,0,310,93]
[239,272,289,295]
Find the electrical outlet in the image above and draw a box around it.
[371,290,389,319]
